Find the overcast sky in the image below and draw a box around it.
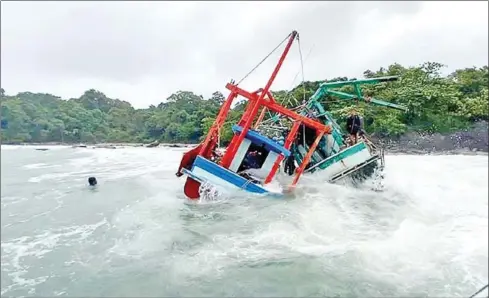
[1,1,488,108]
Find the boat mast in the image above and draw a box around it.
[198,88,238,157]
[219,31,299,168]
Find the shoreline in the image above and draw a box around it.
[1,142,487,156]
[2,121,487,154]
[0,142,194,148]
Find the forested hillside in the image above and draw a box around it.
[1,62,487,144]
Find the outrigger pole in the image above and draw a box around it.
[309,77,409,112]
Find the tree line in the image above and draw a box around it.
[1,62,487,144]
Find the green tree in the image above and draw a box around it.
[0,62,487,144]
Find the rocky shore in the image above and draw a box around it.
[1,142,193,149]
[3,121,488,155]
[373,121,488,155]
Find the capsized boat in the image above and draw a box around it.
[176,31,335,200]
[254,77,408,185]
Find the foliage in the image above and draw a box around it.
[1,62,487,144]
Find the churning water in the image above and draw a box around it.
[1,145,488,297]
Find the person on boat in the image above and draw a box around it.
[240,167,267,183]
[345,108,362,145]
[284,144,296,176]
[237,149,265,183]
[243,150,261,169]
[238,171,261,184]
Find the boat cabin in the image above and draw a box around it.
[230,125,290,182]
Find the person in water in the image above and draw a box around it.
[345,108,363,145]
[88,177,97,186]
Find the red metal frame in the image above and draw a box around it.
[224,85,332,133]
[253,107,267,129]
[191,30,333,190]
[264,120,301,184]
[198,89,238,157]
[289,130,325,189]
[220,31,298,168]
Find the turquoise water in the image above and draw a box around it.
[1,145,488,297]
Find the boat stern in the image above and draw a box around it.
[182,156,281,198]
[305,141,382,182]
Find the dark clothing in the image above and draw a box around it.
[243,152,260,169]
[346,115,362,135]
[284,154,296,176]
[296,124,317,147]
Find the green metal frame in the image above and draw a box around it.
[308,76,408,112]
[285,76,407,177]
[303,76,407,152]
[255,76,408,179]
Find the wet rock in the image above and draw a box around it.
[94,145,117,149]
[374,120,489,154]
[146,141,160,148]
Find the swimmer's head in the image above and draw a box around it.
[88,177,97,186]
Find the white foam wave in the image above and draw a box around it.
[1,219,107,295]
[2,149,487,296]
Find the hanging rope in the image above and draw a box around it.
[236,32,293,86]
[469,284,488,298]
[214,120,233,149]
[297,34,307,104]
[255,37,314,135]
[282,43,315,109]
[216,123,221,149]
[234,32,295,131]
[296,36,311,150]
[237,31,309,143]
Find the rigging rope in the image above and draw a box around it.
[297,34,307,104]
[230,31,308,144]
[469,284,488,298]
[255,37,314,135]
[236,32,293,86]
[217,123,221,149]
[284,43,315,108]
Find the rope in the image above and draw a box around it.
[240,178,253,189]
[217,123,221,149]
[255,40,314,134]
[283,44,315,108]
[297,34,306,104]
[238,32,306,140]
[236,32,293,86]
[214,119,235,148]
[255,101,307,135]
[469,284,488,298]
